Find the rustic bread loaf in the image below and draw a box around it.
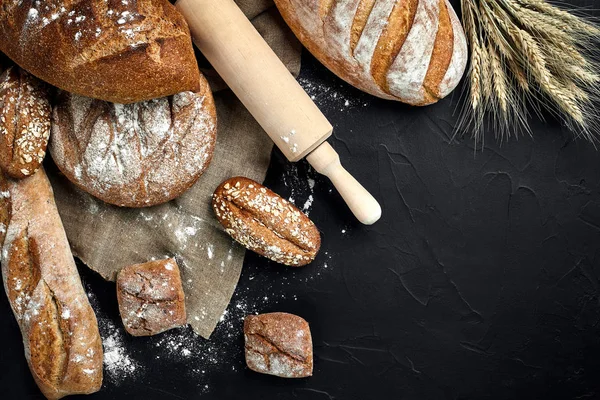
[0,0,200,103]
[244,312,313,378]
[1,168,103,399]
[50,76,217,208]
[273,0,468,105]
[212,177,321,267]
[0,171,11,246]
[116,258,186,337]
[0,66,51,179]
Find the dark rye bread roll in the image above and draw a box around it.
[212,177,321,267]
[1,168,103,399]
[244,312,313,378]
[273,0,468,105]
[50,76,217,208]
[116,258,186,337]
[0,0,200,103]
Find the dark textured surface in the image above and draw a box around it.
[3,12,600,400]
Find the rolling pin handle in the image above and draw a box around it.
[307,143,381,225]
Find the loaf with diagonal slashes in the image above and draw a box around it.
[274,0,468,105]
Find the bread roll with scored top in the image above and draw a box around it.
[1,168,103,399]
[273,0,468,105]
[212,177,321,267]
[0,0,200,103]
[50,76,217,208]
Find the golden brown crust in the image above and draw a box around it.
[422,0,454,99]
[0,66,51,179]
[116,258,187,337]
[0,0,200,104]
[274,0,467,105]
[370,0,419,94]
[1,168,103,399]
[244,312,313,378]
[212,177,321,267]
[50,76,217,208]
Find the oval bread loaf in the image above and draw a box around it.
[0,66,51,179]
[273,0,468,105]
[212,177,321,267]
[0,0,200,104]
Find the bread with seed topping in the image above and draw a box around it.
[273,0,467,105]
[212,177,321,267]
[0,66,51,179]
[1,168,103,399]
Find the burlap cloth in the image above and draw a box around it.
[47,0,301,339]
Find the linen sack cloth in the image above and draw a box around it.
[48,0,301,339]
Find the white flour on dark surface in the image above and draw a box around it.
[298,75,370,112]
[85,286,143,384]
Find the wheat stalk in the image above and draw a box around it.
[459,0,600,144]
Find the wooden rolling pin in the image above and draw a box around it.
[176,0,382,225]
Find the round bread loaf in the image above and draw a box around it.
[50,77,217,208]
[273,0,468,105]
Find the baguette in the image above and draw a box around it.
[0,0,200,104]
[1,168,103,399]
[273,0,468,105]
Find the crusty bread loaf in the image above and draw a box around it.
[273,0,468,105]
[50,76,217,208]
[212,177,321,267]
[1,168,103,399]
[0,0,200,103]
[244,312,313,378]
[116,258,186,337]
[0,66,51,179]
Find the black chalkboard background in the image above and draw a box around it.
[2,3,600,398]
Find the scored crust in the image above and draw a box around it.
[0,0,200,104]
[274,0,468,105]
[244,312,313,378]
[116,258,186,337]
[1,169,103,399]
[212,177,321,267]
[50,76,217,208]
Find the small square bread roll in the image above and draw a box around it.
[244,312,313,378]
[116,258,186,336]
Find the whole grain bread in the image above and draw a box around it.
[116,258,187,337]
[212,177,321,267]
[244,312,313,378]
[0,0,200,103]
[273,0,468,105]
[1,168,103,399]
[0,66,51,179]
[50,76,217,208]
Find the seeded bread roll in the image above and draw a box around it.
[0,66,51,179]
[244,312,313,378]
[50,77,217,208]
[273,0,468,105]
[212,177,321,267]
[116,258,187,337]
[1,168,103,399]
[0,0,200,103]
